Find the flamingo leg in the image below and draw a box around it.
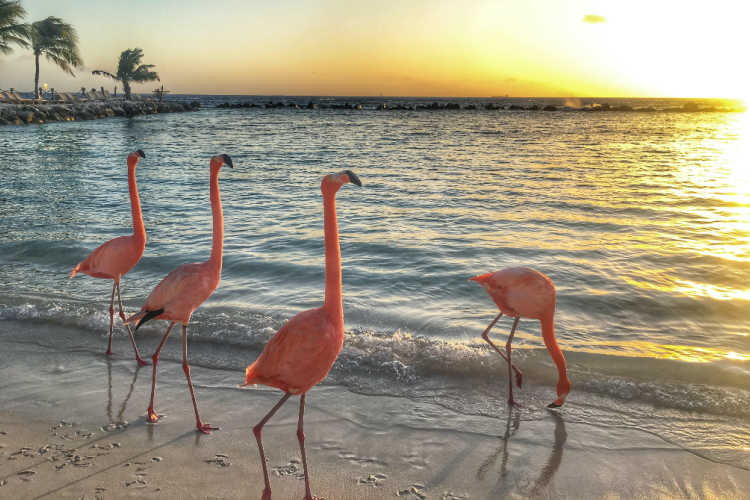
[481,312,523,388]
[253,392,291,500]
[297,393,317,500]
[106,282,116,356]
[147,321,175,423]
[181,324,217,434]
[506,317,520,406]
[115,282,149,367]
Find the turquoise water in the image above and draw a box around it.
[1,97,749,467]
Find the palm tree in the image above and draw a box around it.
[93,48,159,101]
[30,16,82,98]
[0,0,29,55]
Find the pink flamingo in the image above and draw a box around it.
[70,150,149,367]
[244,170,362,500]
[470,267,570,408]
[124,154,233,434]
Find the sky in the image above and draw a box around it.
[0,0,748,98]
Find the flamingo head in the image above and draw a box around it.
[211,154,234,170]
[548,377,571,408]
[127,149,145,166]
[322,170,362,193]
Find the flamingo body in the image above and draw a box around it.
[245,306,343,394]
[125,154,234,434]
[70,150,148,366]
[134,261,219,324]
[471,267,555,320]
[471,266,570,407]
[71,234,144,280]
[245,170,361,500]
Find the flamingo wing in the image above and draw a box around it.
[72,235,142,279]
[488,268,555,320]
[245,308,341,394]
[143,262,217,316]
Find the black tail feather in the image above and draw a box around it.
[136,308,164,331]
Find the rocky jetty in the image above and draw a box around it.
[217,99,745,114]
[0,100,200,126]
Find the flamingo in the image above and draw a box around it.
[124,154,233,434]
[470,267,570,408]
[70,150,149,367]
[244,170,362,500]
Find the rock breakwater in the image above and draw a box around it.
[0,100,200,126]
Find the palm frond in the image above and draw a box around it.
[30,16,83,73]
[0,0,29,53]
[91,69,117,80]
[132,63,159,83]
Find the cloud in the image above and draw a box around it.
[583,14,606,24]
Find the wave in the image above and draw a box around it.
[2,295,749,419]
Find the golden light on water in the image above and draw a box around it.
[570,340,750,363]
[623,277,750,302]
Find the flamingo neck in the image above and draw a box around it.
[541,313,569,396]
[322,189,343,326]
[208,167,224,275]
[127,161,145,245]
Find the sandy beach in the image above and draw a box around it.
[1,319,748,499]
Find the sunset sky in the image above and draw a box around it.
[1,0,747,98]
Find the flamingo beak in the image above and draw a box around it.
[136,149,146,158]
[343,169,362,186]
[220,154,234,168]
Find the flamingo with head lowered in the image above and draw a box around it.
[125,154,233,434]
[471,267,570,408]
[70,150,149,367]
[244,170,362,500]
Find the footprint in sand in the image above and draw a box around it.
[396,483,427,499]
[272,458,305,480]
[357,472,387,487]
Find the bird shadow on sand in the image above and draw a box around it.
[477,408,567,497]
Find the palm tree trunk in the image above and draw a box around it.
[123,80,131,100]
[34,52,40,99]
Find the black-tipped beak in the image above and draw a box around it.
[220,154,234,168]
[547,402,563,409]
[136,149,146,158]
[343,169,362,186]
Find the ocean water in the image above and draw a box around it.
[1,97,749,469]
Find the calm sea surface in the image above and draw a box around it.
[1,96,749,467]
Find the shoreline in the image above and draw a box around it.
[0,99,201,126]
[1,320,749,499]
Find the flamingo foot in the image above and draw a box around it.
[304,496,323,500]
[515,371,523,389]
[105,349,114,356]
[196,422,218,434]
[146,408,160,423]
[136,356,150,367]
[261,488,271,500]
[507,398,520,408]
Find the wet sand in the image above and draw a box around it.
[1,320,749,499]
